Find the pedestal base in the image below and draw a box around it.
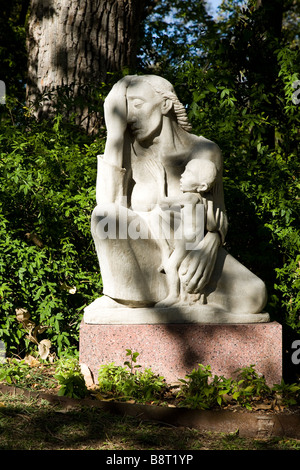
[79,321,282,386]
[83,297,271,324]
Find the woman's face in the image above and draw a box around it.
[126,80,164,144]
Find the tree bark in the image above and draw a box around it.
[26,0,147,132]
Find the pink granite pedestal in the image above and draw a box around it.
[79,321,282,386]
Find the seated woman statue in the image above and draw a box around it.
[89,74,267,318]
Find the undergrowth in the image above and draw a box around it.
[1,350,299,411]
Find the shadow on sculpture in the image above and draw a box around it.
[84,74,269,326]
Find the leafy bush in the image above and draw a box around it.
[98,350,167,402]
[177,364,281,410]
[272,379,300,407]
[227,365,272,410]
[235,364,271,398]
[0,357,56,390]
[1,353,300,410]
[98,363,130,396]
[178,364,222,410]
[0,358,32,386]
[54,356,88,399]
[0,109,105,356]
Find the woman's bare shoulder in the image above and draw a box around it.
[188,134,222,170]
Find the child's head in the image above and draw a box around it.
[180,159,217,193]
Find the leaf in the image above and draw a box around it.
[15,308,31,323]
[38,339,51,360]
[207,83,217,93]
[132,352,139,362]
[24,354,40,367]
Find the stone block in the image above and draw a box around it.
[79,321,282,387]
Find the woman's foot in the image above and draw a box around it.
[155,295,180,308]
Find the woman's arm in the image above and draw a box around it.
[96,77,134,205]
[103,77,132,168]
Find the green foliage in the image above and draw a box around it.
[98,363,129,395]
[176,362,300,411]
[178,364,276,410]
[235,364,271,397]
[98,350,167,402]
[54,356,88,399]
[0,109,105,356]
[228,365,272,410]
[275,256,300,330]
[1,353,300,410]
[178,364,223,409]
[0,358,31,386]
[272,379,300,407]
[0,358,56,390]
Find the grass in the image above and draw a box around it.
[1,392,300,451]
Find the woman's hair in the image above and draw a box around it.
[132,75,192,132]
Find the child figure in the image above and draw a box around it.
[153,158,218,308]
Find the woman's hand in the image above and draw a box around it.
[179,231,220,293]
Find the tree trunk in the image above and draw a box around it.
[26,0,147,132]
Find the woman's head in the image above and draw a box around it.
[126,75,192,143]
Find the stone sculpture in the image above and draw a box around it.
[84,75,269,324]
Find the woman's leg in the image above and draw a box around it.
[91,203,168,305]
[204,247,268,314]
